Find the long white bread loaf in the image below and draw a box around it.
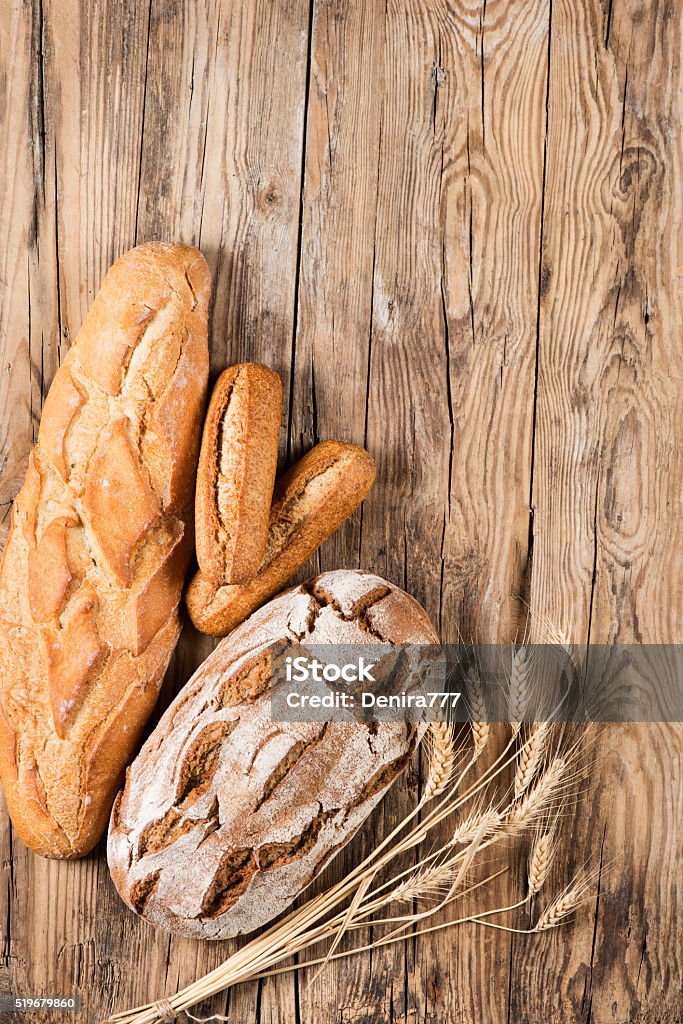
[0,242,210,858]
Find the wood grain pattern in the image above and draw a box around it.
[521,2,683,1021]
[1,0,682,1022]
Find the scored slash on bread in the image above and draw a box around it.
[195,364,282,586]
[0,243,210,858]
[185,440,376,636]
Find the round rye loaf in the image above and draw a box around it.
[107,569,439,938]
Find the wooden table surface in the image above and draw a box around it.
[1,2,682,1022]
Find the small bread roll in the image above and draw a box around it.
[195,364,282,585]
[186,440,376,636]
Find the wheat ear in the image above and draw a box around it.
[534,884,582,930]
[507,757,567,830]
[528,828,557,896]
[533,861,602,930]
[423,721,458,800]
[532,616,579,677]
[508,645,534,733]
[451,805,502,846]
[514,722,551,798]
[466,665,490,756]
[391,859,460,903]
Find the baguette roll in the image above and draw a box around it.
[185,440,376,636]
[195,364,282,585]
[0,243,210,858]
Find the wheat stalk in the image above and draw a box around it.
[249,855,582,985]
[260,865,598,979]
[103,651,587,1024]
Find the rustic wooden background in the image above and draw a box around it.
[1,1,682,1022]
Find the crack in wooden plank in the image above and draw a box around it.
[285,0,316,468]
[133,0,153,244]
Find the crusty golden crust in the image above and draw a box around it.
[186,440,376,636]
[195,364,282,585]
[0,242,210,858]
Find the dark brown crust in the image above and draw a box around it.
[195,364,282,585]
[107,569,439,939]
[185,440,376,636]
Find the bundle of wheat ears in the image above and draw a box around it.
[105,646,595,1024]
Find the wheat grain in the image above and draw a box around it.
[423,721,457,800]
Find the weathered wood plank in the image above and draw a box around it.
[104,1,314,1021]
[0,1,312,1022]
[524,0,683,1020]
[285,2,392,1018]
[2,4,153,1022]
[425,2,552,1021]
